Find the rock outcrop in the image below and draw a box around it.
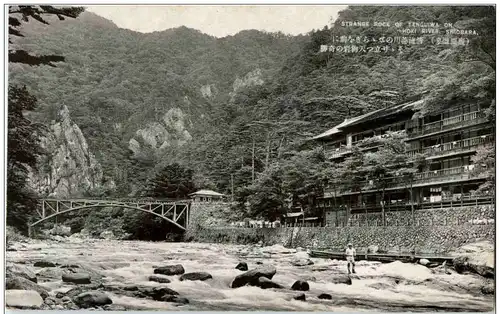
[27,105,113,197]
[129,108,192,158]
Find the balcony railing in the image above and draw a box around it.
[326,165,482,195]
[408,111,487,137]
[407,134,494,158]
[328,146,352,159]
[339,192,493,211]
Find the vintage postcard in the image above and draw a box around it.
[5,3,495,312]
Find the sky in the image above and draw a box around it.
[86,5,347,38]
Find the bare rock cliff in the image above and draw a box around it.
[28,106,112,197]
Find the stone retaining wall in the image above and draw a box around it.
[188,205,495,254]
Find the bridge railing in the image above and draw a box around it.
[40,198,192,204]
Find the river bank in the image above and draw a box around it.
[5,238,495,311]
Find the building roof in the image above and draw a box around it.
[312,99,424,140]
[189,189,225,197]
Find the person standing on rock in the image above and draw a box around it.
[345,243,356,274]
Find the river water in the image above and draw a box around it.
[6,239,494,312]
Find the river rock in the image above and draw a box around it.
[180,272,212,281]
[261,244,294,254]
[6,264,37,283]
[318,293,332,300]
[331,275,352,285]
[236,262,248,271]
[253,277,284,289]
[154,264,185,276]
[149,275,171,283]
[99,230,116,240]
[6,290,43,308]
[419,259,430,266]
[159,295,190,304]
[293,293,306,301]
[291,280,309,291]
[481,282,494,295]
[37,267,67,280]
[453,256,494,278]
[231,265,277,288]
[138,287,179,300]
[367,245,379,253]
[62,273,91,284]
[73,291,112,308]
[6,276,49,299]
[291,251,314,266]
[34,261,56,268]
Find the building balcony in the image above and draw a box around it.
[328,146,352,159]
[407,134,494,159]
[407,111,488,138]
[325,165,485,197]
[334,192,493,212]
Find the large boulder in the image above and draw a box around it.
[136,287,179,300]
[253,277,284,289]
[180,272,212,281]
[34,261,56,268]
[154,264,185,276]
[453,256,494,278]
[6,276,49,299]
[235,262,248,271]
[73,291,112,308]
[367,245,379,254]
[62,273,91,284]
[159,295,189,304]
[290,252,314,266]
[231,265,277,288]
[451,241,494,278]
[6,290,43,308]
[148,275,171,284]
[6,264,37,283]
[291,280,309,291]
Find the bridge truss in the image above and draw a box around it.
[29,198,192,236]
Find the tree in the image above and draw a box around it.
[7,86,44,230]
[471,144,495,195]
[9,5,85,66]
[143,163,196,199]
[360,131,425,226]
[7,5,84,233]
[335,146,367,225]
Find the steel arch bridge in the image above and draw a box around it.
[28,198,192,236]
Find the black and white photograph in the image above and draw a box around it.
[5,3,496,312]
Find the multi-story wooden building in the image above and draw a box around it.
[314,99,494,226]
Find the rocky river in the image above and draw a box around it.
[5,239,495,311]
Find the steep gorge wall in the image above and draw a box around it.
[27,106,114,197]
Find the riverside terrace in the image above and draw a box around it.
[313,99,494,226]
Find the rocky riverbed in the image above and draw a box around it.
[5,239,495,311]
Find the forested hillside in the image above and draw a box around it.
[9,6,495,234]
